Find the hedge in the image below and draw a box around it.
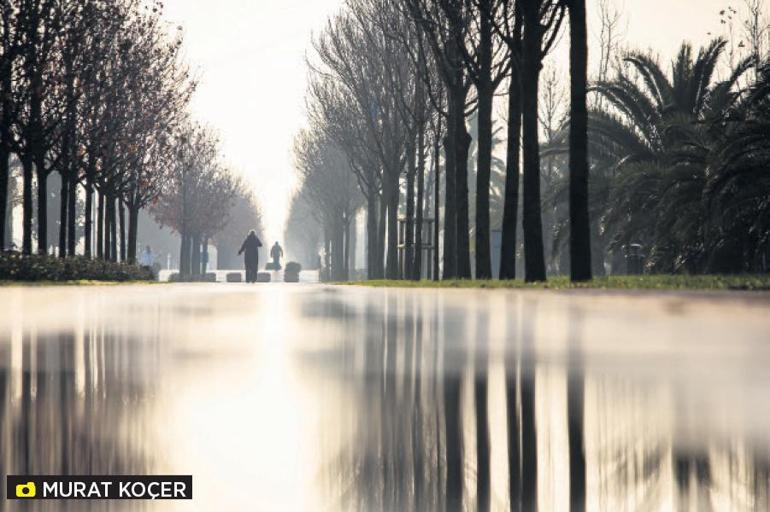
[0,252,155,282]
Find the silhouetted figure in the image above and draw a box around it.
[139,245,154,267]
[270,241,284,270]
[201,247,209,273]
[238,230,262,283]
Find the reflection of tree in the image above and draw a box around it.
[520,301,538,510]
[316,291,770,512]
[443,307,465,512]
[673,450,712,511]
[505,296,522,512]
[320,291,454,511]
[0,320,155,511]
[475,307,491,512]
[567,307,586,512]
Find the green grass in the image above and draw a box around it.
[337,274,770,291]
[0,280,161,287]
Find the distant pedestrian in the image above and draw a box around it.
[201,247,209,273]
[270,241,284,270]
[238,230,263,283]
[140,245,155,267]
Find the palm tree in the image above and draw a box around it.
[707,59,770,272]
[590,39,751,272]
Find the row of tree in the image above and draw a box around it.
[0,0,253,271]
[289,0,593,282]
[289,0,770,281]
[152,123,247,276]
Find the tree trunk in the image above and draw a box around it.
[385,174,399,279]
[347,215,356,279]
[377,191,386,279]
[443,104,457,279]
[2,169,11,250]
[104,194,111,261]
[405,146,416,280]
[568,0,592,282]
[414,117,426,281]
[191,233,201,276]
[405,145,416,279]
[109,195,117,262]
[475,0,494,280]
[366,191,378,279]
[324,230,331,281]
[67,174,76,256]
[521,2,547,282]
[434,120,441,281]
[591,220,605,277]
[21,155,33,255]
[179,231,190,276]
[128,205,139,264]
[119,200,126,263]
[201,238,209,275]
[58,173,68,258]
[35,157,47,255]
[0,149,8,251]
[96,190,104,260]
[104,193,111,261]
[455,116,472,279]
[332,218,345,281]
[85,179,93,258]
[342,218,350,280]
[500,71,523,279]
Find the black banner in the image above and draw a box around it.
[6,475,193,500]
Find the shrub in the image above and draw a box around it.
[285,261,302,274]
[0,252,154,282]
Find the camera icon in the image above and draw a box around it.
[15,482,36,498]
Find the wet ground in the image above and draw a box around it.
[1,283,769,511]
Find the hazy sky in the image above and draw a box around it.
[162,0,741,243]
[163,0,342,243]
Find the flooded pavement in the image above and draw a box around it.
[1,284,769,511]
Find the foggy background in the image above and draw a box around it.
[161,0,733,246]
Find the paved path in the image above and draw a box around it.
[1,284,769,511]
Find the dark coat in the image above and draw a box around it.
[270,243,283,261]
[239,233,262,268]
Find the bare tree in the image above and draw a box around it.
[404,0,475,279]
[568,0,592,283]
[520,0,565,282]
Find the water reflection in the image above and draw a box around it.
[0,285,769,511]
[0,294,158,511]
[318,289,770,512]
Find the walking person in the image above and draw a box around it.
[270,241,284,270]
[238,230,262,283]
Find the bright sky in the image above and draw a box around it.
[162,0,751,243]
[163,0,342,243]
